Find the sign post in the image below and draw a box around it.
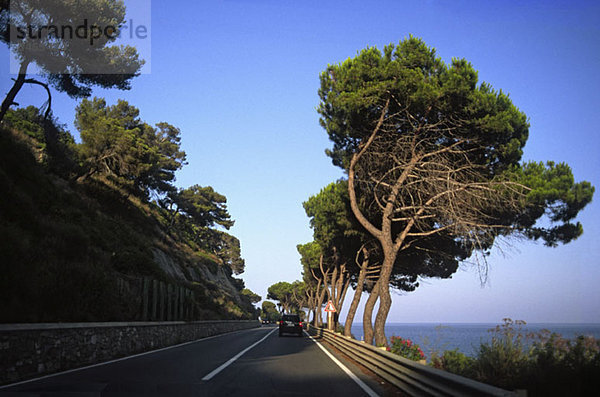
[324,300,337,331]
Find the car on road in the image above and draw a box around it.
[278,314,303,336]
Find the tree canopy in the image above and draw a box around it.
[267,281,294,313]
[267,281,307,314]
[172,185,234,230]
[0,0,144,121]
[317,36,594,345]
[261,301,281,322]
[76,97,187,200]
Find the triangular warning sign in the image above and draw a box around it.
[324,300,337,312]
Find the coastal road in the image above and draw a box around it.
[0,326,384,396]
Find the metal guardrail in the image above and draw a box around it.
[309,326,518,397]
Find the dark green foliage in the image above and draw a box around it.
[525,333,600,396]
[432,319,600,396]
[316,37,593,345]
[430,349,476,379]
[303,180,466,293]
[510,161,595,246]
[241,288,261,304]
[0,108,251,321]
[267,280,307,314]
[303,180,359,254]
[4,106,45,142]
[261,301,281,322]
[319,36,592,249]
[159,184,241,275]
[210,231,244,275]
[319,36,529,174]
[0,1,143,97]
[0,128,124,321]
[165,185,234,230]
[473,319,531,388]
[239,288,261,319]
[76,98,187,199]
[230,277,245,291]
[297,241,323,288]
[4,106,80,176]
[267,281,294,312]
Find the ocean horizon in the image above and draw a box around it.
[347,322,600,357]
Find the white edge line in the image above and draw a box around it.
[0,326,265,390]
[306,331,379,397]
[201,327,276,381]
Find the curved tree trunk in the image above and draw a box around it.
[0,60,30,123]
[314,284,327,327]
[331,263,350,329]
[373,247,399,347]
[305,289,316,326]
[362,279,380,345]
[373,280,392,346]
[344,249,370,337]
[338,276,350,314]
[24,78,52,119]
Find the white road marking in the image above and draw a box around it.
[201,327,277,381]
[306,331,380,397]
[0,327,264,390]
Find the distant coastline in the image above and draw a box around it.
[348,322,600,357]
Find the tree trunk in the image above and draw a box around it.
[167,206,179,232]
[328,265,337,303]
[315,285,327,327]
[344,249,370,337]
[373,282,392,346]
[332,264,348,324]
[373,247,398,347]
[0,60,30,123]
[338,276,350,314]
[363,279,380,345]
[306,289,316,325]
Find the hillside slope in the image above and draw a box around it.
[0,125,256,323]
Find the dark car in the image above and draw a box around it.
[279,314,303,336]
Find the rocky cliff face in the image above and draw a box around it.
[152,248,242,305]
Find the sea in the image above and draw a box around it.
[349,323,600,357]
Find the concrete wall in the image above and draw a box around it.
[0,320,260,385]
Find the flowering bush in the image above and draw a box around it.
[390,336,426,361]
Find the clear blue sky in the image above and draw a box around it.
[2,0,599,323]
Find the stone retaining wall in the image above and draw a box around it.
[0,320,260,385]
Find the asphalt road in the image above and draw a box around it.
[0,326,385,397]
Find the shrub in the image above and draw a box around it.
[433,319,600,396]
[390,336,426,361]
[471,318,531,389]
[525,332,600,396]
[430,349,476,378]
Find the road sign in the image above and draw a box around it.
[324,300,336,312]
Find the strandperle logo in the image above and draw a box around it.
[8,0,151,74]
[12,18,148,46]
